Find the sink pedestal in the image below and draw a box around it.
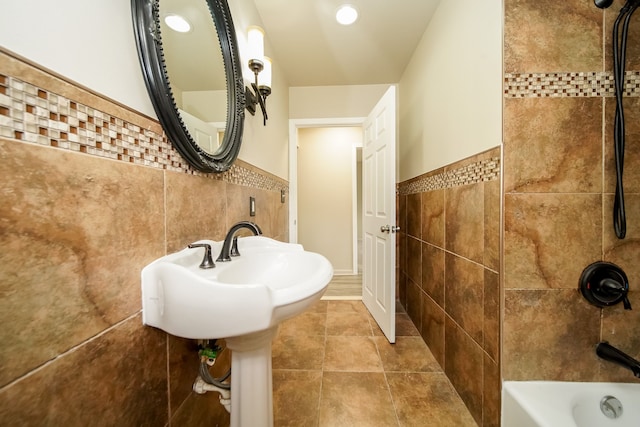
[225,326,279,427]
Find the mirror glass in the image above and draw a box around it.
[131,0,245,173]
[160,0,226,155]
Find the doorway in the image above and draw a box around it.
[289,118,364,297]
[288,85,397,341]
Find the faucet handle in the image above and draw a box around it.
[188,243,216,269]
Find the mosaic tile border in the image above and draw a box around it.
[504,71,640,98]
[397,156,500,196]
[0,74,287,192]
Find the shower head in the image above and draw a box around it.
[594,0,614,8]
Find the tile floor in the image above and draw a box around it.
[271,300,477,426]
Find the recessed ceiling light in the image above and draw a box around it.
[336,5,358,26]
[164,14,191,33]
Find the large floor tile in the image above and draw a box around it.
[386,372,478,427]
[374,336,442,373]
[319,372,398,427]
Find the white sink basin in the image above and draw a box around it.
[142,235,333,427]
[141,236,333,339]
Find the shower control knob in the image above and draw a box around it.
[579,261,631,310]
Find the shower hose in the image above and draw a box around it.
[612,0,639,239]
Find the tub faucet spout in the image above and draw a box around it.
[596,341,640,378]
[216,221,262,262]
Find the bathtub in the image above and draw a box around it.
[502,381,640,427]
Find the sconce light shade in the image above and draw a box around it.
[245,27,271,126]
[247,26,265,71]
[261,56,272,89]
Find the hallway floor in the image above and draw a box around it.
[322,274,363,298]
[271,300,477,426]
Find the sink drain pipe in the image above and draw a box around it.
[193,376,231,413]
[192,341,232,413]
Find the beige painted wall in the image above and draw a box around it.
[228,0,290,180]
[297,127,362,274]
[181,90,227,122]
[289,84,390,119]
[398,0,502,181]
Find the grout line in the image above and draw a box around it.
[0,311,142,392]
[316,301,329,424]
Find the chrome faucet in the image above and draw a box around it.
[596,341,640,378]
[216,221,262,262]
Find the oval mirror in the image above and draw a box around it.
[131,0,245,173]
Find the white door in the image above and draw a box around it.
[362,86,396,343]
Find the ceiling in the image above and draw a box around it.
[254,0,441,86]
[161,0,441,92]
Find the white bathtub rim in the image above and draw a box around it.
[502,380,640,427]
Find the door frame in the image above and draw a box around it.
[289,117,365,275]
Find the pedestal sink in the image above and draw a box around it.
[141,236,333,427]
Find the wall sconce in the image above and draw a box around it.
[245,26,272,126]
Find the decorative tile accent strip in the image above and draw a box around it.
[223,162,288,192]
[397,156,500,196]
[0,74,287,192]
[504,71,640,98]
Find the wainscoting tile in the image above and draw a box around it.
[445,183,484,264]
[406,279,422,330]
[421,293,445,369]
[445,253,484,344]
[171,392,230,427]
[0,139,164,386]
[444,317,483,425]
[484,179,501,271]
[165,170,227,251]
[0,316,167,426]
[483,354,501,427]
[407,236,422,287]
[406,193,422,239]
[421,189,444,247]
[421,242,445,306]
[484,269,500,362]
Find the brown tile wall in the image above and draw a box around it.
[397,147,502,427]
[0,51,287,425]
[503,0,640,382]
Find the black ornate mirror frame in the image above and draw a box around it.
[131,0,245,173]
